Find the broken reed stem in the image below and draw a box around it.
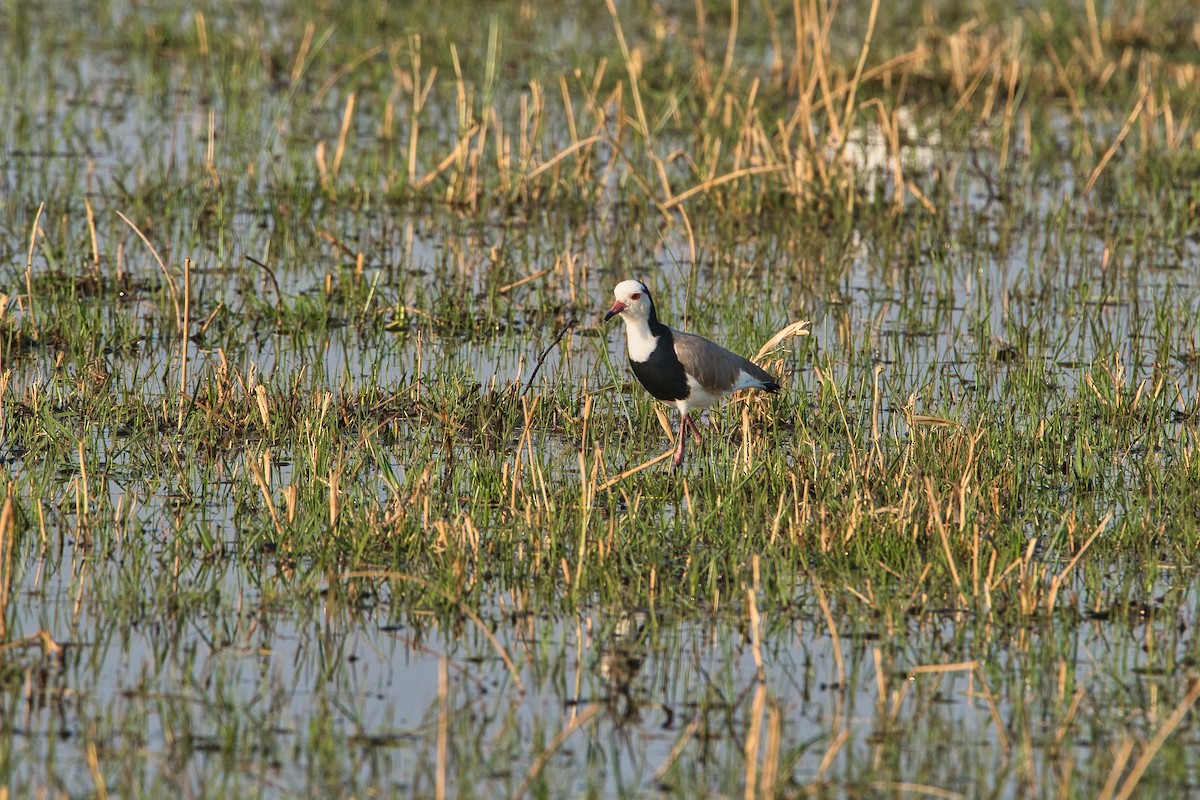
[84,197,100,266]
[436,657,448,800]
[24,201,44,338]
[248,452,284,539]
[0,491,15,641]
[178,257,191,430]
[753,320,811,362]
[663,164,788,211]
[77,439,91,533]
[333,92,355,179]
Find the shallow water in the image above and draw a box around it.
[6,540,1195,796]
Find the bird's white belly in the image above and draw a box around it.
[675,375,720,412]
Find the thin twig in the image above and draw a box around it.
[522,321,574,396]
[245,255,284,325]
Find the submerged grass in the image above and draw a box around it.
[1,0,1199,797]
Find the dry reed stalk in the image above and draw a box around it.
[812,729,849,782]
[415,126,483,190]
[746,584,764,680]
[838,0,883,153]
[332,92,354,180]
[867,783,964,799]
[1053,687,1088,753]
[194,10,208,56]
[604,0,650,145]
[1045,43,1092,157]
[290,22,315,85]
[998,50,1021,170]
[492,106,511,197]
[650,715,703,784]
[1083,83,1150,198]
[508,705,602,800]
[925,478,967,609]
[888,661,978,725]
[24,202,44,337]
[809,571,845,689]
[178,257,190,430]
[526,134,604,184]
[662,164,788,211]
[86,731,109,800]
[517,81,543,177]
[1110,677,1200,800]
[598,449,675,492]
[117,210,180,323]
[743,681,765,800]
[327,465,340,529]
[436,657,448,800]
[1046,513,1111,613]
[707,0,741,118]
[968,664,1012,756]
[0,493,14,641]
[1098,740,1137,800]
[84,198,99,266]
[248,452,284,539]
[76,440,91,537]
[406,38,435,186]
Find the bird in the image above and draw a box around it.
[603,279,780,468]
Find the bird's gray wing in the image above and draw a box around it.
[673,331,774,392]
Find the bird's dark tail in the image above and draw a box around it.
[745,359,780,393]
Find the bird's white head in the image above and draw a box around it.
[603,279,654,324]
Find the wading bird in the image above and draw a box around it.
[604,279,779,468]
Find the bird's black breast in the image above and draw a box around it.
[629,326,690,402]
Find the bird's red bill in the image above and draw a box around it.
[603,300,626,322]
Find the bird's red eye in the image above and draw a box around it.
[630,292,641,300]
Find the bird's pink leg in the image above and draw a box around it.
[673,415,688,467]
[673,413,702,468]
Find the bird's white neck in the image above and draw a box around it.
[622,315,660,362]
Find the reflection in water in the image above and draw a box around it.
[2,506,1196,795]
[597,608,648,723]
